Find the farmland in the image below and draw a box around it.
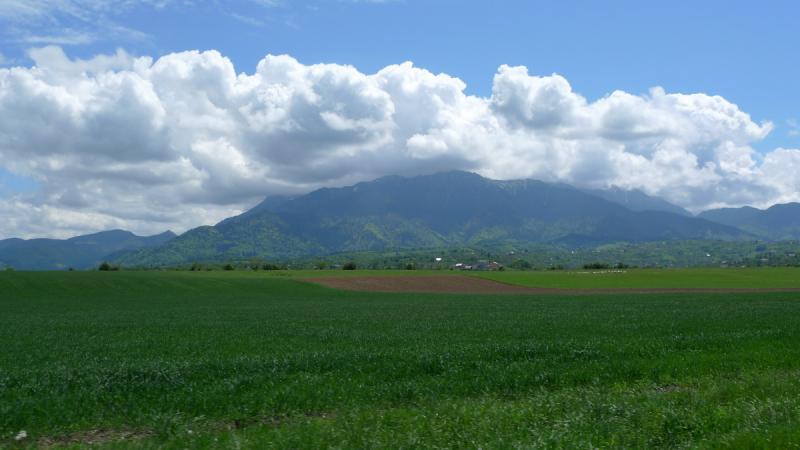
[2,270,800,448]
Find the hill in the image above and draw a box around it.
[115,171,752,266]
[0,229,176,270]
[697,203,800,240]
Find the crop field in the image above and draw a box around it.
[2,270,800,448]
[226,266,800,290]
[476,267,800,290]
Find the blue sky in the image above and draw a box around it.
[0,0,799,238]
[3,1,797,137]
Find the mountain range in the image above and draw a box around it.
[113,171,753,266]
[697,203,800,241]
[579,187,693,217]
[0,230,176,271]
[6,171,800,270]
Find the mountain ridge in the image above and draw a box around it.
[115,171,754,266]
[0,229,176,270]
[580,186,693,216]
[697,203,800,240]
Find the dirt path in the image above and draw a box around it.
[300,275,800,295]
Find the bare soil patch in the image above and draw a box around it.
[300,275,800,295]
[37,429,151,448]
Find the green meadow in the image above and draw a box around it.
[476,267,800,290]
[2,270,800,448]
[189,265,800,290]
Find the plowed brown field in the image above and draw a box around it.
[300,275,800,295]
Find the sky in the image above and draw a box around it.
[0,0,799,240]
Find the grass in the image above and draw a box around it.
[1,270,800,448]
[476,267,800,290]
[200,266,800,290]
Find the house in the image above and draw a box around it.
[488,261,503,270]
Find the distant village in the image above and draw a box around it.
[450,259,504,271]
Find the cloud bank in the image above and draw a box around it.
[0,46,797,239]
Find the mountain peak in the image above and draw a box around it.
[115,171,755,266]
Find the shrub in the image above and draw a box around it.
[405,263,415,270]
[98,262,112,271]
[583,262,610,270]
[223,263,234,271]
[342,261,357,270]
[4,267,14,271]
[262,263,281,270]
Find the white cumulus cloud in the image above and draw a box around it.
[0,46,797,239]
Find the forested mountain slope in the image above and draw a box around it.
[0,230,175,270]
[698,203,800,240]
[115,172,753,266]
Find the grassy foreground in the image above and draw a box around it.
[476,267,800,290]
[1,271,800,448]
[189,266,800,290]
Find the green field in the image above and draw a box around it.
[2,270,800,448]
[476,267,800,290]
[186,266,800,290]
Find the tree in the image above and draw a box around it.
[249,256,263,271]
[510,259,532,270]
[342,261,357,270]
[315,261,327,270]
[99,261,112,271]
[223,263,234,271]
